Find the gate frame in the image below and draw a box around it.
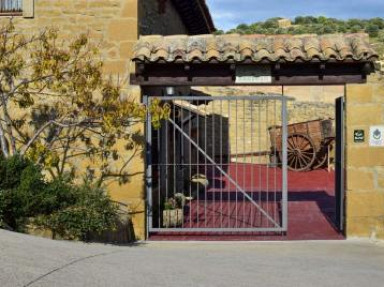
[133,35,378,240]
[144,94,290,235]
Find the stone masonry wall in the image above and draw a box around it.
[194,86,341,164]
[139,0,188,35]
[345,74,384,240]
[0,0,190,240]
[0,0,141,78]
[0,0,145,239]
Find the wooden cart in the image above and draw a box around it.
[269,119,335,172]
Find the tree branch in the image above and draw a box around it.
[0,120,9,157]
[20,118,98,155]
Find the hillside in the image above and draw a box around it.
[216,16,384,57]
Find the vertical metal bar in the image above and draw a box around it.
[144,96,152,237]
[204,100,208,228]
[335,94,345,232]
[180,106,185,229]
[235,98,238,228]
[220,99,223,228]
[281,96,288,231]
[212,100,215,227]
[227,100,231,228]
[165,107,169,228]
[274,99,277,224]
[189,103,192,228]
[265,99,269,227]
[157,114,161,229]
[258,100,262,227]
[196,102,200,227]
[242,99,246,227]
[173,103,177,228]
[250,98,254,228]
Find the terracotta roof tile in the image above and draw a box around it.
[133,33,378,64]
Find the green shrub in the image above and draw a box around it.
[0,155,119,241]
[0,155,46,230]
[35,183,119,241]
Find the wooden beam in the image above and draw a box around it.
[131,62,373,86]
[131,74,366,86]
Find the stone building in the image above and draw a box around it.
[1,1,384,241]
[133,32,384,240]
[277,18,292,29]
[0,0,214,240]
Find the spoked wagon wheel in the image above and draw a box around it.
[280,133,316,172]
[312,138,335,170]
[312,146,328,169]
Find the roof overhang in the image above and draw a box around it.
[172,0,215,34]
[131,34,379,86]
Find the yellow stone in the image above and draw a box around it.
[346,105,383,126]
[121,0,138,18]
[103,60,128,75]
[107,19,138,42]
[347,84,373,103]
[347,168,375,191]
[346,147,371,167]
[346,216,380,238]
[120,41,135,59]
[347,192,384,217]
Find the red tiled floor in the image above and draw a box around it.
[150,164,343,241]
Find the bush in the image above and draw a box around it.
[35,183,119,241]
[0,155,119,241]
[0,155,46,230]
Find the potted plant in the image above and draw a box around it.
[162,194,184,228]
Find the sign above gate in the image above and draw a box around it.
[235,66,272,84]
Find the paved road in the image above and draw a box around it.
[1,229,384,287]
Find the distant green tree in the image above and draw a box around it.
[369,18,384,29]
[223,16,384,38]
[347,19,365,30]
[367,24,380,37]
[214,30,225,35]
[237,23,249,30]
[262,18,280,29]
[378,30,384,42]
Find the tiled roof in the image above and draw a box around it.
[133,33,378,63]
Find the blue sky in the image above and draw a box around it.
[206,0,384,31]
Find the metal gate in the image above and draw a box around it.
[144,94,288,234]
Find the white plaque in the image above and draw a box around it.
[369,126,384,147]
[236,66,272,84]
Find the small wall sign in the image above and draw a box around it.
[369,126,384,147]
[354,130,365,143]
[235,66,272,84]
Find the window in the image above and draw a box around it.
[0,0,33,18]
[0,0,23,15]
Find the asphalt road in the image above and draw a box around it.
[1,229,384,287]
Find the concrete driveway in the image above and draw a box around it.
[1,230,384,287]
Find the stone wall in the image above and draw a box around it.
[0,0,146,239]
[345,74,384,240]
[0,0,139,80]
[194,86,341,164]
[0,0,190,240]
[139,0,188,35]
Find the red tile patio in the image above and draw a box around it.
[150,164,343,241]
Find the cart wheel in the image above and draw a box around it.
[312,146,328,170]
[280,133,316,172]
